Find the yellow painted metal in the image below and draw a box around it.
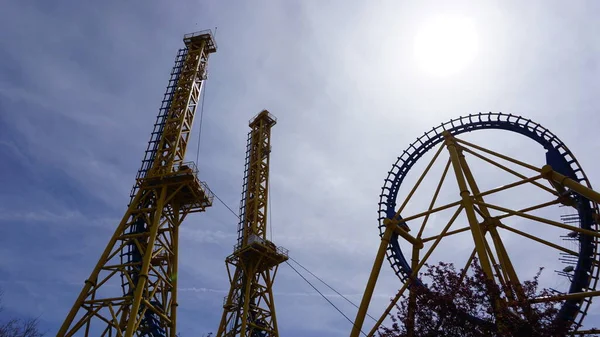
[530,290,600,303]
[571,329,600,336]
[406,245,419,337]
[457,146,525,302]
[357,206,463,337]
[390,219,424,249]
[495,199,561,221]
[476,174,544,199]
[366,281,410,337]
[150,32,215,178]
[443,132,494,280]
[457,248,477,286]
[125,185,169,334]
[171,208,180,334]
[422,225,470,242]
[60,170,213,336]
[460,146,557,196]
[482,234,510,298]
[412,206,463,280]
[496,222,579,257]
[394,144,445,218]
[217,110,287,337]
[475,200,600,239]
[417,158,451,239]
[541,165,600,203]
[454,137,541,172]
[350,223,396,337]
[58,31,216,337]
[397,200,462,224]
[357,130,600,337]
[452,136,530,333]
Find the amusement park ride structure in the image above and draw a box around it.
[216,110,288,337]
[351,113,600,337]
[56,28,600,337]
[58,30,217,337]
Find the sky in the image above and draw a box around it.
[1,0,600,336]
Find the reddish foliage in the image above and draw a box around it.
[378,260,575,337]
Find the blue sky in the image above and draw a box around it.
[1,0,600,336]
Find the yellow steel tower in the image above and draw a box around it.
[58,30,217,337]
[217,110,288,337]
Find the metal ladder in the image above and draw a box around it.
[128,48,188,202]
[236,131,252,248]
[118,48,188,337]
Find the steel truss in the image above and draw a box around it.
[351,113,600,337]
[217,110,288,337]
[58,30,216,337]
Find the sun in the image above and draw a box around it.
[414,15,478,77]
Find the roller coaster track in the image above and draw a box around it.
[378,112,599,331]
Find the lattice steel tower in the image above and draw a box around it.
[217,110,288,337]
[58,30,217,337]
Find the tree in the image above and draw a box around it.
[0,289,44,337]
[378,260,590,337]
[0,318,44,337]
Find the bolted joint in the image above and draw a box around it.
[383,217,410,232]
[485,218,503,229]
[459,190,471,198]
[478,219,492,231]
[540,164,554,179]
[382,217,398,227]
[391,223,424,249]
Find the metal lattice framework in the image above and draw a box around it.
[58,30,216,337]
[351,112,600,337]
[217,110,288,337]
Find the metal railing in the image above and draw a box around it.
[276,246,289,258]
[249,109,277,126]
[232,237,289,258]
[173,160,199,174]
[183,29,217,52]
[172,161,214,205]
[200,181,215,205]
[223,295,238,308]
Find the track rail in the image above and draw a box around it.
[378,112,599,330]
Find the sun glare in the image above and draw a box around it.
[414,15,478,77]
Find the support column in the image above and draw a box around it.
[351,222,395,337]
[457,146,524,299]
[125,186,168,336]
[443,131,495,280]
[406,245,420,337]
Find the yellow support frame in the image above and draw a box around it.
[58,31,216,337]
[443,132,495,280]
[217,110,288,337]
[351,131,600,337]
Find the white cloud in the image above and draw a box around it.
[1,0,600,335]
